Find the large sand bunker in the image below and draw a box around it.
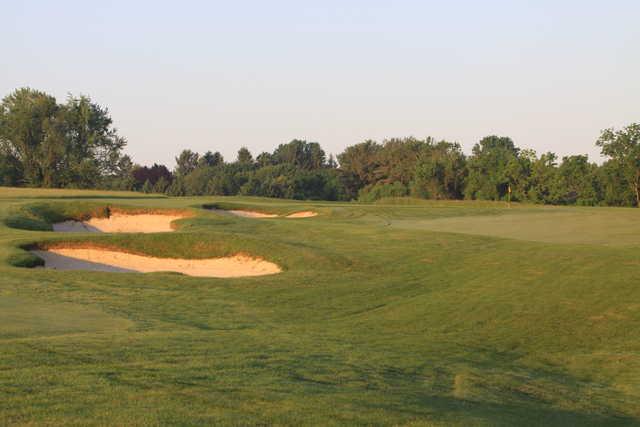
[53,213,186,233]
[32,247,281,278]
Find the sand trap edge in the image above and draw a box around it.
[285,211,318,218]
[228,210,279,218]
[30,246,282,278]
[205,206,317,219]
[52,211,191,233]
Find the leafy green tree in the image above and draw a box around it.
[175,149,199,177]
[166,176,186,196]
[373,137,426,186]
[597,123,640,207]
[256,152,273,167]
[108,154,136,190]
[69,159,101,189]
[327,154,338,168]
[0,151,22,185]
[358,182,408,202]
[198,151,223,168]
[465,136,519,200]
[316,168,345,200]
[141,179,153,193]
[57,94,126,187]
[206,167,237,195]
[0,88,127,188]
[39,112,67,187]
[503,149,536,202]
[337,140,381,199]
[305,142,326,169]
[411,140,466,199]
[131,164,173,190]
[7,86,640,209]
[182,166,216,195]
[236,147,254,166]
[556,155,599,205]
[153,175,170,193]
[0,88,58,185]
[527,152,560,204]
[273,140,326,169]
[598,159,636,206]
[291,169,344,200]
[239,164,296,199]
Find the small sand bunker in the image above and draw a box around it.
[285,211,317,218]
[32,248,281,278]
[210,208,317,219]
[53,213,185,233]
[228,210,278,218]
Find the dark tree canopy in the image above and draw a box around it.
[465,136,519,201]
[132,164,173,190]
[198,151,223,168]
[412,140,466,200]
[1,88,638,207]
[272,140,326,169]
[597,124,640,206]
[236,147,254,165]
[337,140,381,199]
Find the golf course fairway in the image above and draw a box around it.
[1,188,639,426]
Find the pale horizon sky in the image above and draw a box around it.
[2,0,638,167]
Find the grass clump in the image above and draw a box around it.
[6,250,44,268]
[4,202,111,231]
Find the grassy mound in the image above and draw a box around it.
[4,202,193,232]
[4,202,111,231]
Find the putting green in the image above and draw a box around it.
[390,208,640,246]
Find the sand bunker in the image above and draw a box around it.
[228,210,279,218]
[32,248,281,278]
[285,211,317,218]
[211,208,317,219]
[53,213,185,233]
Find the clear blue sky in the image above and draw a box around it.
[2,0,638,166]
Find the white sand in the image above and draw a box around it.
[228,210,278,218]
[32,248,281,278]
[53,213,186,233]
[285,211,317,218]
[207,208,318,218]
[211,209,317,219]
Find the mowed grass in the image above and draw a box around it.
[390,205,640,246]
[0,189,639,426]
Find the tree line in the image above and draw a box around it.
[1,88,639,206]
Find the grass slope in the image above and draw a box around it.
[0,188,639,425]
